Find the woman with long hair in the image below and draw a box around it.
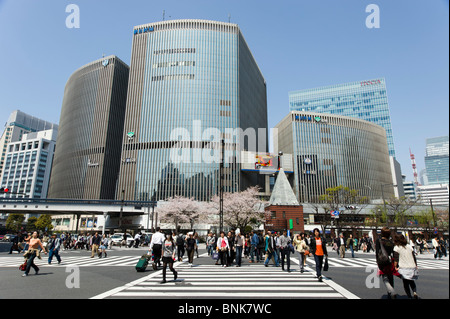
[161,232,178,284]
[309,228,328,281]
[376,227,398,299]
[293,232,309,273]
[394,234,419,299]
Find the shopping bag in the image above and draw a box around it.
[211,251,219,261]
[323,257,329,271]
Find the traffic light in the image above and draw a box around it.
[0,187,9,194]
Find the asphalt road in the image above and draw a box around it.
[0,242,448,300]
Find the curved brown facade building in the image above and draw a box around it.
[48,56,129,199]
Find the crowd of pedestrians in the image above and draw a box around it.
[9,226,448,299]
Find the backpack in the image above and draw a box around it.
[176,235,184,246]
[377,239,391,268]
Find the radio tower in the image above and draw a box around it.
[410,148,419,186]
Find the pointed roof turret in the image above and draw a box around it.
[269,168,300,206]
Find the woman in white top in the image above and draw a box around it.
[393,234,419,299]
[216,231,229,267]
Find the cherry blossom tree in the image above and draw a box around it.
[210,186,266,231]
[157,196,211,231]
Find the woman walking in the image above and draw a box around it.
[376,227,398,299]
[293,233,309,273]
[22,231,47,277]
[161,232,178,284]
[309,228,328,281]
[99,234,108,258]
[185,232,197,267]
[394,234,419,299]
[217,231,229,267]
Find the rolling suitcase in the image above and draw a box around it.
[135,255,149,272]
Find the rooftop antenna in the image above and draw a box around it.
[228,14,231,23]
[163,10,165,21]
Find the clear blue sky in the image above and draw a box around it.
[0,0,448,182]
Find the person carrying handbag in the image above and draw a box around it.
[376,227,399,299]
[293,233,309,273]
[394,234,419,299]
[217,231,229,267]
[309,228,328,281]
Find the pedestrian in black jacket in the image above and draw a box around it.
[310,228,328,281]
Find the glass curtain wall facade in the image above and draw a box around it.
[275,111,394,203]
[117,19,267,202]
[424,136,449,185]
[48,56,129,199]
[289,78,396,157]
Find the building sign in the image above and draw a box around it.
[127,132,135,139]
[102,59,109,67]
[295,115,327,123]
[330,210,340,218]
[134,27,154,35]
[87,159,99,167]
[360,79,381,87]
[255,154,276,170]
[122,158,136,164]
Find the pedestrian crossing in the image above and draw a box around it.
[301,255,449,270]
[0,254,447,270]
[93,264,351,299]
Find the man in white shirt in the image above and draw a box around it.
[150,227,165,269]
[338,233,346,258]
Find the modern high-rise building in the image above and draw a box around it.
[0,110,58,178]
[275,111,394,203]
[289,78,396,157]
[48,55,129,199]
[416,184,449,206]
[424,136,449,185]
[117,19,268,202]
[0,129,57,199]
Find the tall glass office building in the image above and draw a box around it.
[424,136,449,185]
[48,55,129,199]
[289,78,396,157]
[117,19,267,201]
[275,111,394,202]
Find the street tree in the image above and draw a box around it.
[157,196,209,231]
[6,213,25,233]
[35,214,53,233]
[318,185,370,234]
[210,186,266,231]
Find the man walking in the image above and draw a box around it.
[279,230,291,271]
[47,233,62,264]
[91,232,101,258]
[264,231,279,267]
[337,233,346,258]
[235,231,245,267]
[346,234,355,258]
[250,231,260,263]
[150,227,165,269]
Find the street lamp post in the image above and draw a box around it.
[219,138,224,233]
[380,183,397,226]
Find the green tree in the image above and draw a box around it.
[26,216,38,232]
[318,185,369,233]
[35,214,53,233]
[5,213,25,233]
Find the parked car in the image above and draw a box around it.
[110,233,134,246]
[3,234,16,242]
[0,235,4,241]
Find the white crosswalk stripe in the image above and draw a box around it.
[0,254,447,269]
[99,264,347,299]
[301,256,449,270]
